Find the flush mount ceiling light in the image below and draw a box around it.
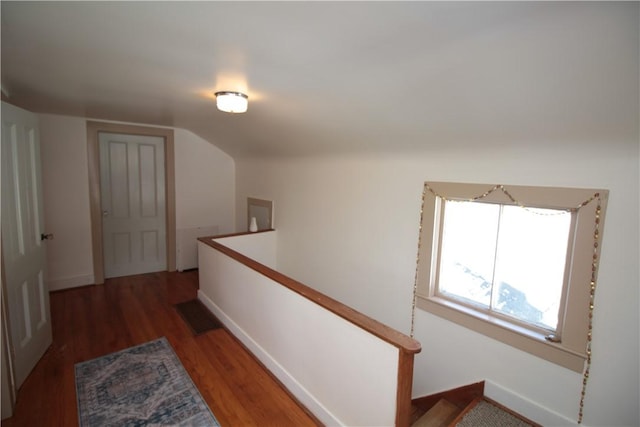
[214,91,248,113]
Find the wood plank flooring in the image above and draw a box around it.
[2,271,320,427]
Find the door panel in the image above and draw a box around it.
[1,102,52,388]
[99,133,166,278]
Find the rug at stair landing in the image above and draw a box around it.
[75,337,220,426]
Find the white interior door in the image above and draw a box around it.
[99,133,166,278]
[1,102,52,388]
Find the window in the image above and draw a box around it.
[415,182,608,372]
[438,202,573,335]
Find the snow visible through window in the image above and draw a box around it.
[438,201,571,332]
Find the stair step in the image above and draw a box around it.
[453,397,539,427]
[412,399,460,427]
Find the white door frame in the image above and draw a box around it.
[87,121,176,284]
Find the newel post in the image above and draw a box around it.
[396,350,416,427]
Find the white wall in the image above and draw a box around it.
[235,138,639,426]
[38,114,235,290]
[213,231,277,269]
[174,128,235,232]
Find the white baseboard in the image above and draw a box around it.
[47,274,95,291]
[485,380,577,427]
[197,290,342,427]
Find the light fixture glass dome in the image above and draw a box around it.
[214,91,248,113]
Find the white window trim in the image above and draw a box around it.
[415,182,608,373]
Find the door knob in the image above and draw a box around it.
[102,210,109,217]
[41,233,53,241]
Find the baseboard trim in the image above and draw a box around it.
[484,380,577,426]
[197,290,342,427]
[47,274,95,291]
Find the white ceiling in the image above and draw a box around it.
[1,2,637,158]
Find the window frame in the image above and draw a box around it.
[415,182,608,372]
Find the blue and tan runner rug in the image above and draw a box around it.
[75,337,220,426]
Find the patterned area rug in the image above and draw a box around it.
[75,337,220,426]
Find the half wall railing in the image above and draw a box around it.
[197,230,421,426]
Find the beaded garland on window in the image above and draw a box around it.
[410,183,603,424]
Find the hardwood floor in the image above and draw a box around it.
[2,271,320,427]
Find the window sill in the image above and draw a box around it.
[416,295,587,373]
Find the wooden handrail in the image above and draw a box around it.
[199,232,421,355]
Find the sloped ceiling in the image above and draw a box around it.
[1,1,637,158]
